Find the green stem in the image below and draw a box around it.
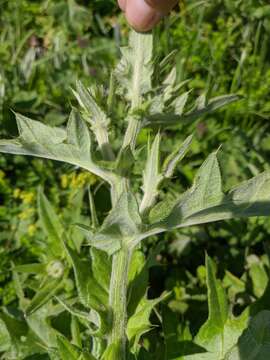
[109,246,132,359]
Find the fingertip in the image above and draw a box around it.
[118,0,127,11]
[125,0,162,32]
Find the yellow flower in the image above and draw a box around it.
[20,191,35,204]
[19,208,34,220]
[13,188,21,198]
[61,174,68,189]
[28,224,37,236]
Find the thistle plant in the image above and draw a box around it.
[1,30,270,360]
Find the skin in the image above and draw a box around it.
[118,0,178,32]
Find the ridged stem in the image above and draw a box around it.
[108,246,132,359]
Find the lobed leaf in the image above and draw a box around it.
[147,154,270,233]
[0,111,113,183]
[127,292,170,354]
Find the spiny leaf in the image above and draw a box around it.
[127,292,170,354]
[162,134,193,179]
[183,256,249,360]
[145,94,241,127]
[128,244,164,317]
[180,170,270,227]
[72,82,114,160]
[174,90,192,116]
[0,112,113,183]
[140,133,163,215]
[166,151,223,227]
[73,81,110,129]
[26,304,58,348]
[199,255,229,336]
[90,191,142,254]
[115,30,153,108]
[67,109,91,153]
[77,223,120,255]
[162,307,206,360]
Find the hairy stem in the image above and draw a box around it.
[108,246,132,359]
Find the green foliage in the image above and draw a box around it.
[1,1,270,359]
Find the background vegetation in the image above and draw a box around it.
[1,0,270,357]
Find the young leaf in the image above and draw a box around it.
[0,112,113,183]
[72,81,110,130]
[56,296,107,338]
[90,191,142,254]
[162,134,193,179]
[115,30,153,108]
[88,186,99,229]
[174,91,191,116]
[127,292,170,354]
[140,133,163,215]
[67,109,91,154]
[72,82,114,161]
[25,278,63,316]
[13,263,46,274]
[71,316,82,348]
